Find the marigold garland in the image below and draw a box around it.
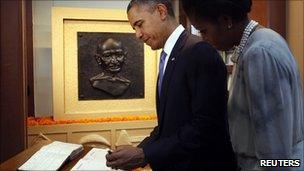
[27,115,157,126]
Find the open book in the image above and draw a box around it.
[71,148,122,171]
[18,141,83,170]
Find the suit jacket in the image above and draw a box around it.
[138,31,237,171]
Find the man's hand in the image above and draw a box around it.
[106,146,147,170]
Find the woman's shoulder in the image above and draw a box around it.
[244,28,290,56]
[242,28,296,68]
[247,28,286,48]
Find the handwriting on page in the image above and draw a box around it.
[19,141,83,171]
[71,148,122,171]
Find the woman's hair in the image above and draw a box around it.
[181,0,252,23]
[127,0,175,19]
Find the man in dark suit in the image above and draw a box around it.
[106,0,237,170]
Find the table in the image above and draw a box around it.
[0,140,151,171]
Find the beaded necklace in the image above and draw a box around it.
[231,20,259,63]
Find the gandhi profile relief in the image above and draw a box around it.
[90,38,131,96]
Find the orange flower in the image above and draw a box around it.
[27,114,156,126]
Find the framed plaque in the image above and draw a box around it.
[52,7,158,120]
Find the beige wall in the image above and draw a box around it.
[286,1,304,84]
[32,1,303,116]
[32,1,130,117]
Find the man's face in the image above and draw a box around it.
[101,49,125,73]
[127,4,165,50]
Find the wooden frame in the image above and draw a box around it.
[0,0,28,163]
[52,7,158,120]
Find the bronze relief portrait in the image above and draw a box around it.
[78,32,144,100]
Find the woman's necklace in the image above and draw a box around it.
[231,20,259,63]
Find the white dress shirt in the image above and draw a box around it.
[161,25,185,74]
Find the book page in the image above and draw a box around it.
[18,141,83,171]
[71,148,121,171]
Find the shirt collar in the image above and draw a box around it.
[163,25,185,57]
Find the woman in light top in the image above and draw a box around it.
[182,0,304,170]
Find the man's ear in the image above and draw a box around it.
[155,3,168,20]
[94,54,102,65]
[217,15,233,30]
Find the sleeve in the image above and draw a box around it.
[142,42,230,168]
[137,126,159,148]
[243,46,296,170]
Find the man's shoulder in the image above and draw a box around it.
[184,33,201,46]
[187,33,201,43]
[177,32,201,53]
[175,32,220,62]
[182,39,224,67]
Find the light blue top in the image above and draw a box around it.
[228,28,304,171]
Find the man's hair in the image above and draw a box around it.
[181,0,252,23]
[127,0,175,18]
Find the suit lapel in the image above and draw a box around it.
[158,31,189,121]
